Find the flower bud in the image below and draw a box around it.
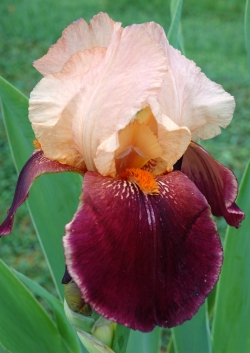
[64,279,92,315]
[92,317,116,348]
[64,300,116,353]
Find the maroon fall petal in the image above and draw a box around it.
[63,171,223,332]
[0,150,83,236]
[181,141,245,228]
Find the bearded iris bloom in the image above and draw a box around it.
[0,13,244,332]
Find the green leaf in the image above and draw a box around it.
[245,0,250,76]
[0,259,74,353]
[168,0,185,53]
[212,161,250,353]
[171,302,211,353]
[207,285,217,320]
[112,325,130,353]
[0,76,82,299]
[14,270,82,353]
[126,327,161,353]
[0,342,9,353]
[167,337,175,353]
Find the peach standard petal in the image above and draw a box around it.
[30,19,168,172]
[34,13,121,76]
[156,115,191,172]
[147,97,191,173]
[144,21,235,140]
[29,47,107,169]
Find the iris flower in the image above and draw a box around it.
[0,13,244,332]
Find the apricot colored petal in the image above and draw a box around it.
[156,113,191,172]
[142,157,171,176]
[63,171,223,332]
[144,22,235,139]
[30,25,168,173]
[79,25,167,173]
[0,150,83,236]
[143,154,183,176]
[96,103,191,177]
[34,13,121,76]
[29,47,106,169]
[182,142,245,227]
[96,119,163,176]
[142,96,191,174]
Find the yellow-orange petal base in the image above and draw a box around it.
[120,168,159,195]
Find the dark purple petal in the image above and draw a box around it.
[63,171,223,332]
[181,142,245,228]
[0,150,83,236]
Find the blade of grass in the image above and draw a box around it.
[245,0,250,76]
[168,0,185,53]
[212,161,250,353]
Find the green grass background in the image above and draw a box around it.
[0,0,249,294]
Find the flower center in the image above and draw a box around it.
[120,168,159,195]
[115,107,162,174]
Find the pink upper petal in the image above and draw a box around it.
[34,13,121,76]
[181,142,245,227]
[63,171,223,332]
[0,150,83,236]
[29,47,107,170]
[144,22,235,140]
[30,23,168,173]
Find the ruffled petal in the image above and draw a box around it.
[96,108,191,176]
[30,23,168,173]
[155,112,191,172]
[181,142,245,227]
[0,150,83,236]
[34,13,121,76]
[144,22,235,140]
[63,171,223,332]
[29,47,107,169]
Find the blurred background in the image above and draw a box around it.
[0,0,249,297]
